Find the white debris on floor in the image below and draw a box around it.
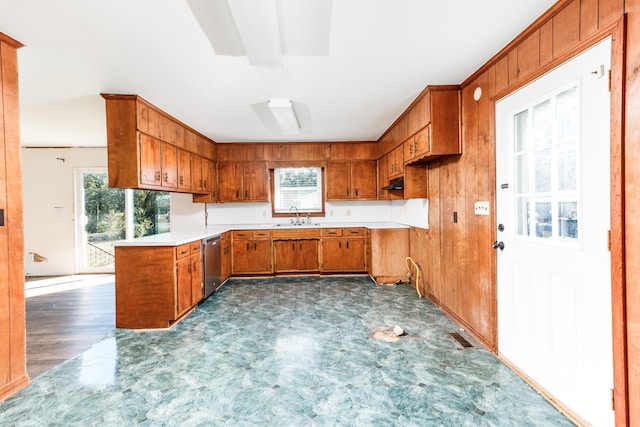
[371,324,407,342]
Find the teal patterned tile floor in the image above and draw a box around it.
[0,276,575,426]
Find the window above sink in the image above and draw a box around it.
[271,167,325,219]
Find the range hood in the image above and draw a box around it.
[381,177,404,191]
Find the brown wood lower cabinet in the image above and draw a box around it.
[272,228,321,273]
[220,231,232,282]
[112,226,407,330]
[320,228,366,272]
[274,240,320,272]
[114,240,202,329]
[369,228,409,283]
[232,230,273,274]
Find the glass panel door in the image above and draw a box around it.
[75,169,124,273]
[75,169,171,273]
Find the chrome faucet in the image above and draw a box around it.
[289,206,300,225]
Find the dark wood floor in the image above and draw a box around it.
[26,281,115,378]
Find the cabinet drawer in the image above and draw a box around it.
[272,228,321,239]
[190,241,201,254]
[252,230,271,239]
[233,230,252,239]
[322,228,343,237]
[344,227,365,236]
[176,243,192,259]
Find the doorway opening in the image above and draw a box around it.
[74,169,170,273]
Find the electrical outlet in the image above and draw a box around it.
[474,201,490,215]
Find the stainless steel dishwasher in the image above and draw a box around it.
[202,235,222,300]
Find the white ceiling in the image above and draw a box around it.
[0,0,556,147]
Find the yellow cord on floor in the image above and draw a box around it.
[405,257,422,298]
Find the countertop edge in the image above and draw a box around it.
[112,222,416,247]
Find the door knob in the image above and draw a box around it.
[492,241,505,251]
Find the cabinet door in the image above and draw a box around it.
[326,161,351,200]
[343,238,365,271]
[190,253,202,306]
[221,232,232,281]
[321,238,344,271]
[388,148,404,179]
[297,239,319,271]
[251,239,273,273]
[378,155,390,199]
[201,158,213,195]
[394,146,404,177]
[191,153,203,193]
[232,239,253,273]
[218,163,243,201]
[413,127,430,157]
[351,161,377,199]
[404,136,415,163]
[161,143,178,189]
[274,240,298,272]
[232,238,272,274]
[243,162,268,201]
[177,148,192,190]
[176,257,192,318]
[139,134,162,186]
[209,160,217,200]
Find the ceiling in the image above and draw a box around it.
[0,0,556,147]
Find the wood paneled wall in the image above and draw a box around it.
[216,141,377,163]
[406,0,638,424]
[0,32,29,400]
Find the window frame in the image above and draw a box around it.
[269,165,326,218]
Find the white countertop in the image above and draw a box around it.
[112,222,410,247]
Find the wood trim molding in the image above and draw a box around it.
[0,375,30,402]
[0,32,24,49]
[609,15,629,427]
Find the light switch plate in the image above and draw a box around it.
[474,201,490,215]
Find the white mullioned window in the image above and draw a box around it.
[273,167,323,213]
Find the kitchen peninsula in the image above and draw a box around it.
[113,222,411,329]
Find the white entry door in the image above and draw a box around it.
[495,38,613,426]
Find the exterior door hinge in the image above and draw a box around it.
[611,388,615,410]
[608,69,612,92]
[608,230,612,252]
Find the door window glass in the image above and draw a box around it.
[513,85,580,244]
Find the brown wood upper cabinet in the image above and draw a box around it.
[388,146,404,179]
[139,134,178,191]
[218,161,269,202]
[192,158,217,203]
[326,161,377,200]
[177,147,192,191]
[102,94,216,194]
[403,86,461,164]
